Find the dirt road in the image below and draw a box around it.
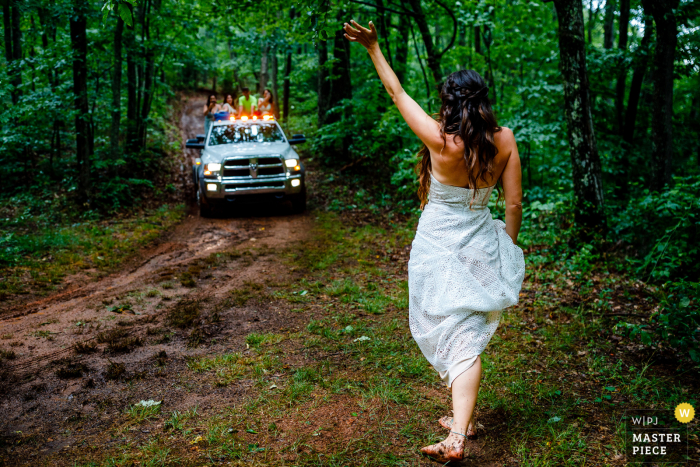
[0,95,314,463]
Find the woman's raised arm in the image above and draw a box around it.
[344,20,442,151]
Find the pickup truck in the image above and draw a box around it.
[186,115,306,217]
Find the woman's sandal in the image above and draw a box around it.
[439,415,478,440]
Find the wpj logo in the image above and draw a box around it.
[624,407,692,464]
[631,416,658,426]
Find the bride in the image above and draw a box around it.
[344,20,525,463]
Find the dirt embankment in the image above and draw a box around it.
[0,95,314,464]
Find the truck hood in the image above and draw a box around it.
[202,142,292,162]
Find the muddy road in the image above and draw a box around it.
[0,96,315,464]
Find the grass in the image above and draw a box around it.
[17,210,700,467]
[126,400,162,423]
[0,204,185,302]
[166,299,201,328]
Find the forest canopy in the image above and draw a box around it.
[1,0,699,357]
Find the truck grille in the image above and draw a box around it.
[225,181,285,191]
[222,156,285,178]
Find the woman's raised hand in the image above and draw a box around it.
[343,20,378,50]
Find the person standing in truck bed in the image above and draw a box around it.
[203,94,220,134]
[238,87,256,117]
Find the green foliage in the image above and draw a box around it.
[614,176,700,282]
[617,281,700,362]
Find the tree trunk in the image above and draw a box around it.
[623,16,653,146]
[138,0,157,148]
[406,0,442,86]
[615,0,630,132]
[259,38,269,97]
[70,0,90,203]
[2,0,15,105]
[376,0,392,68]
[111,16,124,160]
[458,18,466,47]
[641,0,679,191]
[327,25,352,123]
[282,7,294,121]
[317,40,330,126]
[11,0,22,82]
[474,25,481,55]
[586,0,598,44]
[603,0,615,49]
[126,24,138,153]
[394,14,410,84]
[4,0,23,105]
[270,46,280,119]
[550,0,605,232]
[139,48,154,147]
[692,91,700,166]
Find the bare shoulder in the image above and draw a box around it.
[494,127,516,160]
[494,127,515,146]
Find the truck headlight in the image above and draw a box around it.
[284,159,298,168]
[291,179,301,187]
[206,183,217,192]
[203,163,221,176]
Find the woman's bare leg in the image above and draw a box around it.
[421,356,482,462]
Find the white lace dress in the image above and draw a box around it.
[408,174,525,387]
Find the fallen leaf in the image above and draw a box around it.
[269,384,277,389]
[190,435,203,444]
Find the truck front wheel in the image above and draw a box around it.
[197,188,215,218]
[290,185,307,214]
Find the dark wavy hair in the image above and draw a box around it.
[416,70,501,209]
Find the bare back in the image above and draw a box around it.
[430,127,516,189]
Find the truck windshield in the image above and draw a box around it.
[209,123,285,146]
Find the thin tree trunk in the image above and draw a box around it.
[282,8,294,121]
[603,0,615,49]
[5,0,23,105]
[411,25,431,101]
[259,38,269,97]
[139,0,156,148]
[326,23,353,159]
[29,16,37,93]
[327,23,352,122]
[70,0,90,203]
[395,14,410,84]
[692,91,700,166]
[126,35,138,153]
[483,24,496,105]
[623,16,652,146]
[615,0,630,132]
[640,0,678,191]
[586,0,599,44]
[406,0,442,86]
[376,0,392,68]
[458,18,466,47]
[271,46,280,119]
[111,16,124,160]
[549,0,605,232]
[474,25,481,55]
[140,48,154,147]
[2,0,16,105]
[317,40,330,126]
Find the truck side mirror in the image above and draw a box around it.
[196,134,205,143]
[186,139,204,150]
[289,134,306,145]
